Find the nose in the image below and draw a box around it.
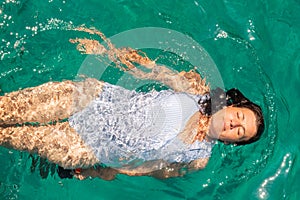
[230,119,242,129]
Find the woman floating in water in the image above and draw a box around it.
[0,27,264,180]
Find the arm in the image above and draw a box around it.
[69,27,210,95]
[188,158,209,171]
[147,158,209,179]
[74,159,171,180]
[128,65,209,95]
[74,158,209,180]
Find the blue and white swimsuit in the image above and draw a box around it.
[69,83,214,168]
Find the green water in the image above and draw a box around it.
[0,0,299,199]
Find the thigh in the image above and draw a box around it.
[0,122,100,169]
[0,78,104,125]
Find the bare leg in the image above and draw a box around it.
[0,122,99,169]
[0,78,103,125]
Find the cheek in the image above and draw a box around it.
[221,130,236,140]
[225,110,235,120]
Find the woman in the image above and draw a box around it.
[0,27,264,180]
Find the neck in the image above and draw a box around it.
[178,112,211,144]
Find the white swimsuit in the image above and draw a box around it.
[69,83,214,167]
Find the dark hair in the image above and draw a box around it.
[198,88,265,145]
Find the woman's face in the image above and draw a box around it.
[208,106,257,143]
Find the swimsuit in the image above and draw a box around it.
[69,83,214,168]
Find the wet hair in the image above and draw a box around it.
[198,88,265,145]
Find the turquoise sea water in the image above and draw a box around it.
[0,0,299,199]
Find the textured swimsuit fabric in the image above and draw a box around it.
[69,83,214,167]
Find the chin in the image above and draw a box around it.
[208,129,220,139]
[209,123,222,139]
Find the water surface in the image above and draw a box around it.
[0,0,299,199]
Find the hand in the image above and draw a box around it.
[148,166,184,179]
[96,167,118,181]
[74,167,118,181]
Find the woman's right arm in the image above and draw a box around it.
[128,66,209,95]
[70,32,209,95]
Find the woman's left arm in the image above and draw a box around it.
[74,163,184,180]
[75,158,209,180]
[187,158,209,171]
[147,158,209,179]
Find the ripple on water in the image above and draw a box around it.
[256,153,293,199]
[0,0,286,199]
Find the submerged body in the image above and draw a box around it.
[0,78,211,172]
[69,83,214,168]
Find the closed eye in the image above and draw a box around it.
[237,127,245,137]
[237,111,244,120]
